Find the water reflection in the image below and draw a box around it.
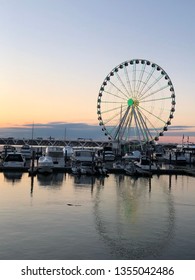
[93,175,175,259]
[30,172,65,196]
[73,175,96,186]
[37,173,64,187]
[3,171,23,184]
[1,171,195,260]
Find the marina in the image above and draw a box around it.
[1,142,195,177]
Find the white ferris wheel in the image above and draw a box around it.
[97,59,176,146]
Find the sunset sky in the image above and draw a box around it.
[0,0,195,143]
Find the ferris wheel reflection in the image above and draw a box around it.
[93,174,175,260]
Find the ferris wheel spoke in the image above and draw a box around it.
[137,107,162,136]
[113,106,130,140]
[133,110,144,141]
[121,117,130,141]
[109,119,126,139]
[133,62,136,94]
[140,96,172,103]
[139,73,164,98]
[138,106,164,137]
[109,80,129,99]
[102,114,121,128]
[135,108,152,142]
[140,84,170,102]
[137,67,155,98]
[135,62,146,94]
[119,108,134,141]
[122,116,132,141]
[138,105,166,125]
[127,109,134,139]
[115,72,130,97]
[102,105,128,126]
[132,108,144,145]
[136,108,155,141]
[103,90,128,102]
[101,104,127,116]
[114,108,134,141]
[102,100,127,105]
[124,65,133,97]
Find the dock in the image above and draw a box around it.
[1,160,195,177]
[1,150,195,178]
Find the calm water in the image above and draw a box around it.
[0,171,195,260]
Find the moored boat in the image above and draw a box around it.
[71,149,107,175]
[37,155,54,174]
[20,144,33,159]
[72,149,96,162]
[102,147,115,161]
[134,156,159,171]
[71,149,96,175]
[45,146,65,168]
[3,152,26,169]
[63,146,74,160]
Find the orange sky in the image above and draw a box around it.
[0,1,195,143]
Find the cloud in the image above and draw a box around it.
[0,122,195,141]
[0,122,107,140]
[167,125,195,131]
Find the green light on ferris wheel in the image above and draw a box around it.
[127,98,134,106]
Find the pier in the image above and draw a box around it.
[0,137,109,148]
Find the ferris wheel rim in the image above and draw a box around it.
[97,58,176,144]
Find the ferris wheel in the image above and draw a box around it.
[97,59,176,146]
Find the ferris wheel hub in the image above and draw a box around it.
[127,98,139,107]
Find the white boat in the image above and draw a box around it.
[20,144,33,159]
[71,149,95,175]
[101,147,115,162]
[71,149,107,175]
[3,152,26,168]
[45,146,65,168]
[134,157,159,171]
[124,161,153,177]
[71,161,107,176]
[103,150,115,161]
[63,146,74,159]
[37,156,54,174]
